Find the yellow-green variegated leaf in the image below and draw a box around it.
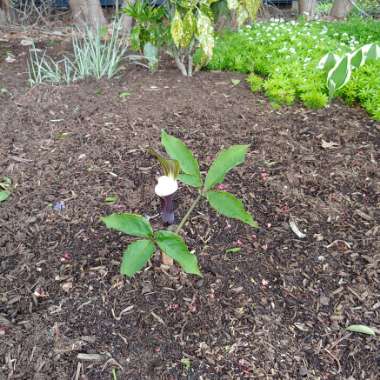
[327,54,352,97]
[317,53,341,71]
[171,10,183,48]
[227,0,238,10]
[244,0,261,20]
[363,43,380,63]
[181,11,196,48]
[350,48,364,69]
[237,5,249,27]
[197,13,214,60]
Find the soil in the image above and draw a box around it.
[1,35,380,380]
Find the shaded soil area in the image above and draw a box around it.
[1,39,380,379]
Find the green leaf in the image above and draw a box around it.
[231,79,240,86]
[226,247,241,253]
[363,43,380,62]
[105,195,118,205]
[317,53,340,72]
[0,191,10,203]
[207,191,258,227]
[121,239,156,277]
[0,176,11,186]
[178,174,202,187]
[346,324,376,336]
[327,55,352,94]
[204,145,249,190]
[161,130,202,187]
[155,230,201,276]
[180,357,191,370]
[119,91,130,98]
[350,48,364,69]
[102,213,153,238]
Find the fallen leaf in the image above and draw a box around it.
[61,282,73,292]
[321,139,339,149]
[289,219,306,239]
[231,79,241,86]
[20,39,34,46]
[346,324,375,336]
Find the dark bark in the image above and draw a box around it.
[330,0,353,18]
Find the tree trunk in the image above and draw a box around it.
[298,0,317,19]
[0,0,9,25]
[330,0,353,18]
[69,0,107,30]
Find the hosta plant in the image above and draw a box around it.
[318,43,380,98]
[168,1,216,76]
[102,130,258,277]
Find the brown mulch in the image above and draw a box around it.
[0,39,379,380]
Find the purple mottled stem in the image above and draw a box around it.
[160,194,175,225]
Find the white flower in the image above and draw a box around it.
[155,176,178,197]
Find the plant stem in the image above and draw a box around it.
[174,55,188,76]
[175,193,202,234]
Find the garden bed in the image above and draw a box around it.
[0,40,379,379]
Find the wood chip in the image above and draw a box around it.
[289,219,306,239]
[77,353,106,361]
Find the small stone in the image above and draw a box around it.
[320,295,330,306]
[299,366,308,377]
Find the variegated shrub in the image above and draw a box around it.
[169,0,216,76]
[318,43,380,98]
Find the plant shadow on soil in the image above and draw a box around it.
[0,40,379,379]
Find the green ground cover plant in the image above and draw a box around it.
[204,18,380,120]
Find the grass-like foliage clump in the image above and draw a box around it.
[204,18,380,120]
[28,21,127,86]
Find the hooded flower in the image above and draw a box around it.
[155,175,178,197]
[149,148,180,225]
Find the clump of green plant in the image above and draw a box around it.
[339,59,380,120]
[28,21,128,86]
[27,48,77,86]
[123,0,168,72]
[205,19,380,118]
[264,75,296,105]
[316,0,333,16]
[0,177,12,203]
[124,0,169,51]
[318,43,380,98]
[350,1,380,17]
[102,130,258,277]
[123,0,261,76]
[324,17,380,44]
[246,73,263,92]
